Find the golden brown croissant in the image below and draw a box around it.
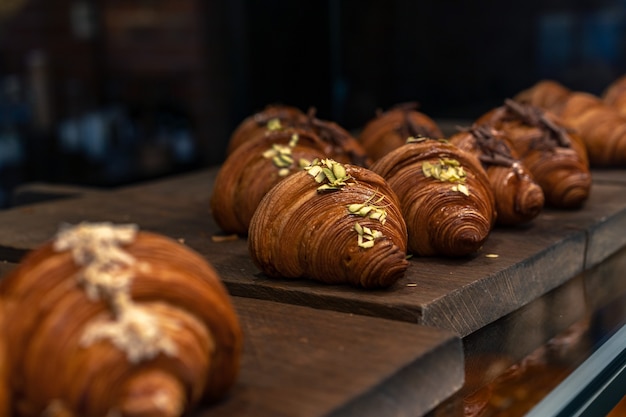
[515,80,626,166]
[557,92,626,167]
[248,159,408,288]
[228,106,369,167]
[227,104,307,155]
[477,100,591,209]
[370,138,496,257]
[211,127,331,235]
[449,125,545,226]
[0,222,242,417]
[359,103,444,161]
[514,79,571,113]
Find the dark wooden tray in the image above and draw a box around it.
[1,169,625,337]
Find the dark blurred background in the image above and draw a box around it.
[0,0,625,207]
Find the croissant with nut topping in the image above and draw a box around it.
[0,222,242,417]
[228,106,370,167]
[359,103,444,161]
[450,125,545,226]
[211,127,331,235]
[371,138,496,257]
[227,104,307,155]
[477,99,591,208]
[248,159,408,288]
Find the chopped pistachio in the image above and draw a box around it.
[354,222,384,249]
[421,158,470,196]
[406,136,449,144]
[346,192,388,225]
[332,163,347,179]
[288,133,299,147]
[304,158,353,192]
[266,118,282,131]
[263,134,301,174]
[456,183,469,196]
[406,136,428,144]
[322,167,336,183]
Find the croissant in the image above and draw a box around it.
[449,125,545,226]
[515,80,626,166]
[370,138,496,257]
[0,222,242,417]
[477,100,591,209]
[228,106,370,167]
[211,127,331,235]
[248,158,409,288]
[227,104,307,155]
[359,103,444,161]
[514,79,571,113]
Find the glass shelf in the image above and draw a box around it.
[430,245,626,417]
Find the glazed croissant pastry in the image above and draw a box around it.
[477,100,591,208]
[449,125,545,226]
[370,138,496,257]
[514,79,571,113]
[0,222,242,417]
[515,80,626,166]
[228,105,369,167]
[211,127,331,235]
[227,104,307,155]
[248,158,409,288]
[359,103,444,161]
[557,92,626,167]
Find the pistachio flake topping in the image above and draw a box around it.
[347,192,388,225]
[406,136,448,144]
[262,133,300,177]
[304,158,353,192]
[354,222,384,249]
[266,117,283,131]
[422,158,470,196]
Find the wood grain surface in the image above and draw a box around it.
[0,169,625,337]
[204,297,463,417]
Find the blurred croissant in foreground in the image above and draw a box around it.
[0,222,242,417]
[249,159,409,288]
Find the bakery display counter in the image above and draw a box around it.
[0,165,625,416]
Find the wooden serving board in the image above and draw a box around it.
[0,263,463,417]
[0,169,625,337]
